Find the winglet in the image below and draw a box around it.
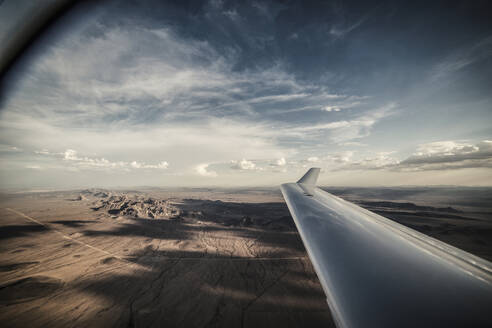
[297,167,321,185]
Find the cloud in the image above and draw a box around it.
[231,159,257,170]
[268,94,367,115]
[62,149,126,169]
[293,150,397,172]
[289,33,299,40]
[130,161,169,169]
[312,140,492,173]
[339,141,366,147]
[63,150,128,170]
[195,163,217,177]
[431,36,492,81]
[322,106,341,112]
[341,152,398,171]
[0,144,21,152]
[33,149,170,171]
[209,0,223,9]
[223,9,240,22]
[247,93,309,104]
[35,149,53,155]
[4,21,343,129]
[329,11,370,39]
[325,151,355,165]
[285,102,396,143]
[4,2,489,188]
[0,17,393,184]
[399,140,492,170]
[412,141,478,156]
[25,165,42,170]
[64,149,78,161]
[276,157,286,166]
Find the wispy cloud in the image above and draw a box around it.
[0,144,21,152]
[431,36,492,82]
[0,20,393,178]
[1,1,490,187]
[328,5,373,39]
[284,102,396,142]
[34,149,169,171]
[329,16,367,39]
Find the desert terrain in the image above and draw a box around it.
[0,186,491,327]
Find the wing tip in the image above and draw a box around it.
[297,167,321,185]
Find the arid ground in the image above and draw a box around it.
[0,187,491,327]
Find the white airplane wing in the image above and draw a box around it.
[281,168,492,328]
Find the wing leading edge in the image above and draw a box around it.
[281,168,492,328]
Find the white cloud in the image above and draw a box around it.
[34,149,52,155]
[231,159,257,170]
[344,152,399,170]
[0,144,21,152]
[195,163,217,177]
[322,106,341,112]
[276,157,286,166]
[64,149,78,161]
[247,93,309,104]
[282,102,396,143]
[131,161,169,169]
[413,141,478,156]
[62,149,128,170]
[310,140,492,173]
[328,151,355,164]
[339,141,366,147]
[284,150,398,172]
[25,165,42,170]
[32,149,171,171]
[400,140,492,170]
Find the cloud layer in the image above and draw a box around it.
[0,1,491,187]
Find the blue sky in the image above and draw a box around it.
[0,0,491,188]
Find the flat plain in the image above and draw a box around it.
[0,186,491,327]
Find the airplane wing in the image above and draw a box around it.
[281,168,492,328]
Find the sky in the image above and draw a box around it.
[0,0,491,189]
